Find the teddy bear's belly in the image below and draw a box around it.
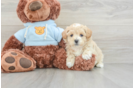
[24,45,59,56]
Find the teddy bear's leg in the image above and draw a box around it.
[24,45,59,69]
[34,53,54,68]
[1,49,36,73]
[53,48,69,69]
[53,48,96,71]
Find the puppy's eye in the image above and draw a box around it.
[80,34,83,37]
[70,34,73,37]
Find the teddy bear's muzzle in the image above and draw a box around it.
[29,1,42,11]
[24,0,50,22]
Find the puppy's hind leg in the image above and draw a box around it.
[96,53,104,68]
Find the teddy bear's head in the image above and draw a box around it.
[17,0,61,23]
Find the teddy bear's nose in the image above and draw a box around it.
[29,1,42,11]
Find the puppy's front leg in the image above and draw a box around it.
[82,48,93,60]
[66,53,75,68]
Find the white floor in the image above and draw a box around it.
[1,64,133,88]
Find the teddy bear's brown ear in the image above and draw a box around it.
[16,0,31,23]
[45,0,61,20]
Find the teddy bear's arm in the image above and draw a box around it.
[2,28,26,52]
[2,35,23,52]
[54,27,65,48]
[58,39,65,48]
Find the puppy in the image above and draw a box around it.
[62,23,104,68]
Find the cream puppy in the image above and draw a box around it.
[62,23,104,68]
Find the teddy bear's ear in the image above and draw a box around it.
[45,0,61,20]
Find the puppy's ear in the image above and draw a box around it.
[85,27,92,39]
[62,29,69,39]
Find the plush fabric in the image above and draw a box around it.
[24,0,50,22]
[45,0,61,20]
[1,49,36,73]
[14,20,64,46]
[24,45,59,68]
[2,0,96,73]
[2,35,23,52]
[59,39,66,48]
[53,48,96,71]
[29,1,42,11]
[17,0,61,23]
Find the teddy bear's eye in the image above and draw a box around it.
[80,34,83,37]
[70,34,73,37]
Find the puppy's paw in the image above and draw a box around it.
[82,51,92,60]
[96,63,104,68]
[66,58,75,68]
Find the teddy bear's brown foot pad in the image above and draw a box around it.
[1,49,36,73]
[19,58,32,68]
[5,56,15,63]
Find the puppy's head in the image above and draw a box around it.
[62,23,92,47]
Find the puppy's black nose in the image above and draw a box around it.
[75,40,79,43]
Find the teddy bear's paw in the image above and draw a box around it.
[82,51,92,60]
[66,58,75,68]
[1,50,36,73]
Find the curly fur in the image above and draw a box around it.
[62,23,104,68]
[58,39,66,48]
[2,36,23,52]
[53,48,96,71]
[24,45,59,68]
[45,0,61,20]
[1,0,96,72]
[17,0,61,23]
[1,36,96,72]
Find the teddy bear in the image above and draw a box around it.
[1,0,96,73]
